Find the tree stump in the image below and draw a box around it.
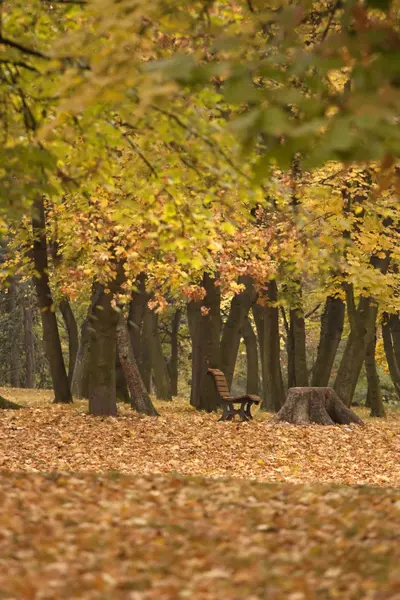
[272,387,364,426]
[0,396,23,410]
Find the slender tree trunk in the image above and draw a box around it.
[289,306,308,387]
[365,327,385,417]
[88,284,119,416]
[23,298,34,388]
[116,351,130,402]
[128,273,147,363]
[252,281,284,412]
[220,276,256,387]
[59,298,79,385]
[116,314,159,416]
[189,274,221,412]
[7,278,21,387]
[334,292,377,407]
[32,196,71,404]
[144,308,172,400]
[242,315,258,395]
[169,308,181,396]
[389,314,400,373]
[71,317,91,398]
[71,284,102,399]
[382,314,400,399]
[312,296,345,386]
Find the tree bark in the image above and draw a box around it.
[116,351,130,402]
[220,276,256,387]
[389,314,400,374]
[144,308,172,400]
[289,306,308,387]
[59,298,79,385]
[7,278,21,387]
[365,328,386,417]
[382,314,400,399]
[71,316,91,398]
[312,296,345,386]
[31,196,71,404]
[242,315,259,395]
[88,284,119,416]
[189,274,221,412]
[252,280,284,412]
[23,298,35,388]
[334,290,377,407]
[273,387,364,425]
[169,308,181,396]
[128,273,148,372]
[116,314,159,416]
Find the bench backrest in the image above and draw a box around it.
[208,368,230,398]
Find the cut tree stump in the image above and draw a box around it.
[272,387,364,426]
[0,396,23,410]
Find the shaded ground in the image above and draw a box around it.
[0,389,399,599]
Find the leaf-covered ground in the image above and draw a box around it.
[1,389,399,599]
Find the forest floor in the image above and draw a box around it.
[0,388,399,599]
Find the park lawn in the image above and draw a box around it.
[0,388,399,599]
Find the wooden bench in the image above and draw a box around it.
[208,368,261,422]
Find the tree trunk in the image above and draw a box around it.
[59,298,79,385]
[289,307,308,387]
[144,308,172,400]
[23,299,35,389]
[273,387,364,425]
[382,314,400,399]
[365,328,386,417]
[116,351,130,402]
[242,315,258,395]
[116,314,159,416]
[312,296,345,386]
[169,308,181,396]
[31,196,71,404]
[334,293,377,406]
[128,273,148,370]
[252,280,284,412]
[71,317,91,398]
[88,285,119,416]
[189,274,221,412]
[7,278,21,387]
[389,314,400,375]
[220,276,256,387]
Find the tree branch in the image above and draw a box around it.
[0,35,50,60]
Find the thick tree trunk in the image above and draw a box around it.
[289,306,308,387]
[334,293,377,407]
[169,308,181,396]
[273,387,364,425]
[220,276,256,387]
[32,196,72,404]
[242,315,258,395]
[59,298,79,385]
[312,296,345,386]
[88,284,119,416]
[23,299,35,388]
[116,314,159,416]
[252,281,284,412]
[365,328,386,418]
[382,314,400,399]
[144,309,172,400]
[7,279,21,387]
[189,274,221,412]
[128,273,148,367]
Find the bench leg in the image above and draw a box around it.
[239,402,251,422]
[244,401,254,420]
[218,403,234,421]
